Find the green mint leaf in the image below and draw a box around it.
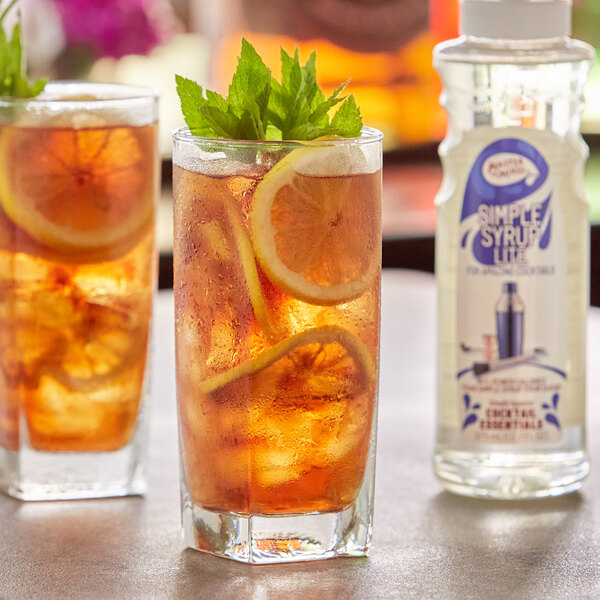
[228,38,270,132]
[307,87,327,126]
[0,32,6,84]
[329,95,362,138]
[239,96,267,140]
[302,52,319,106]
[175,75,215,137]
[280,48,302,105]
[198,104,238,138]
[264,81,286,133]
[236,110,262,140]
[24,75,45,97]
[266,48,360,140]
[0,3,46,98]
[265,123,282,141]
[7,23,22,93]
[286,97,318,140]
[307,81,349,126]
[267,48,329,140]
[205,89,228,113]
[202,89,243,138]
[175,39,363,141]
[270,48,323,139]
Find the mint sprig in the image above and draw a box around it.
[176,39,362,141]
[0,0,46,98]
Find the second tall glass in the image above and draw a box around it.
[0,82,159,500]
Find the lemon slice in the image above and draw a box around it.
[200,324,375,395]
[223,196,278,341]
[250,144,380,306]
[0,124,155,255]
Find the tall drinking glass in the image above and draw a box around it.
[0,83,159,500]
[172,127,382,563]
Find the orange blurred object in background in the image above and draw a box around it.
[430,0,459,42]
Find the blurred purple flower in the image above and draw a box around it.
[52,0,175,59]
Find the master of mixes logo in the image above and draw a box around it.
[460,138,552,266]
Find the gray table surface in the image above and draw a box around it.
[2,270,600,600]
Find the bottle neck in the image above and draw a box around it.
[434,34,595,67]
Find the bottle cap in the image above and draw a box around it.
[460,0,572,39]
[503,282,518,293]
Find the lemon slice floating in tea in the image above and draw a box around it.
[200,324,376,395]
[0,124,155,257]
[250,145,381,306]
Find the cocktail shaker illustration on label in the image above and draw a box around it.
[496,282,524,360]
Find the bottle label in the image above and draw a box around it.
[457,134,567,444]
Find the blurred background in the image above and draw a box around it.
[16,0,600,287]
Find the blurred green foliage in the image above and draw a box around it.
[573,0,600,47]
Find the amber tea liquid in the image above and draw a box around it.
[174,165,380,514]
[0,124,156,453]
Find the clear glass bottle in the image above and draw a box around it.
[433,0,595,499]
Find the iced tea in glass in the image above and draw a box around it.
[173,127,382,563]
[0,82,159,500]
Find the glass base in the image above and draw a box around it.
[0,442,147,501]
[433,449,589,500]
[0,367,151,501]
[181,498,373,564]
[179,405,378,563]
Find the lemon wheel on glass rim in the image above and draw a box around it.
[250,144,381,306]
